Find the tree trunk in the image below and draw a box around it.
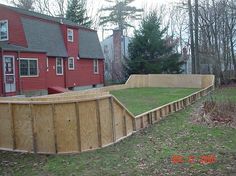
[188,0,196,74]
[194,0,200,73]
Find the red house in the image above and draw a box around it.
[0,4,104,97]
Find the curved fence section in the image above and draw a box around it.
[0,74,215,154]
[0,96,135,154]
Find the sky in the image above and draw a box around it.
[0,0,180,40]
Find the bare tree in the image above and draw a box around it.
[12,0,35,10]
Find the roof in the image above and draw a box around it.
[79,29,104,59]
[0,42,45,53]
[21,18,68,57]
[0,3,103,59]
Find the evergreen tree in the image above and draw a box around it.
[66,0,92,27]
[99,0,143,33]
[127,12,184,75]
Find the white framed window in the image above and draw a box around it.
[56,57,63,75]
[0,20,9,41]
[68,57,75,70]
[93,59,99,74]
[67,28,74,42]
[20,58,38,77]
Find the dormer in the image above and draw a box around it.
[0,20,9,41]
[67,28,74,42]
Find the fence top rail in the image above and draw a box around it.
[0,95,113,105]
[135,84,214,118]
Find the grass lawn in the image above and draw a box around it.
[0,88,236,176]
[111,87,200,115]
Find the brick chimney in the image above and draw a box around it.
[113,29,122,63]
[112,29,123,81]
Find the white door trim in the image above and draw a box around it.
[3,55,16,93]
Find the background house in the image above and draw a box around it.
[101,29,130,83]
[0,4,104,97]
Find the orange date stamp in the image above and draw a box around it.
[171,154,216,164]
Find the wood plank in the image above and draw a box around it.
[54,103,78,153]
[123,109,127,136]
[96,100,102,147]
[113,101,125,140]
[33,104,55,153]
[13,104,33,152]
[0,104,14,150]
[99,98,113,146]
[79,101,99,151]
[29,104,37,153]
[52,104,58,153]
[109,97,116,142]
[75,102,81,152]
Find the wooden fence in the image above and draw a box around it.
[0,74,215,154]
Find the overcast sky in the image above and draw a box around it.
[0,0,180,40]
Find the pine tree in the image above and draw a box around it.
[99,0,143,33]
[66,0,92,27]
[127,12,184,75]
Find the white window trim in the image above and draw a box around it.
[0,20,9,41]
[93,59,99,74]
[46,57,49,72]
[19,58,39,77]
[56,58,64,75]
[67,28,74,42]
[68,57,75,70]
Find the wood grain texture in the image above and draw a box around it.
[0,104,13,149]
[79,101,99,151]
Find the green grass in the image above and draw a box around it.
[0,88,236,176]
[111,87,200,115]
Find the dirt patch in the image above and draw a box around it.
[191,100,236,128]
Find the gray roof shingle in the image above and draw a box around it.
[21,18,68,57]
[0,41,45,52]
[79,29,104,59]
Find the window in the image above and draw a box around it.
[46,57,49,72]
[93,59,99,74]
[56,58,63,75]
[0,20,8,41]
[20,58,38,77]
[68,57,75,70]
[67,28,73,42]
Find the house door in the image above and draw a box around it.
[3,56,16,93]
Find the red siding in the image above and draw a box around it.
[17,52,47,91]
[1,51,48,95]
[0,6,28,47]
[46,57,65,88]
[76,59,104,86]
[0,5,105,96]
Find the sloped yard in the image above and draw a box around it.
[0,88,236,176]
[111,87,200,115]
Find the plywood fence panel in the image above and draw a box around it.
[135,117,142,131]
[148,74,203,88]
[99,98,113,146]
[202,75,215,88]
[79,101,99,151]
[54,103,78,153]
[13,104,33,152]
[33,104,55,153]
[0,104,13,149]
[125,112,133,135]
[113,102,124,140]
[143,115,149,128]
